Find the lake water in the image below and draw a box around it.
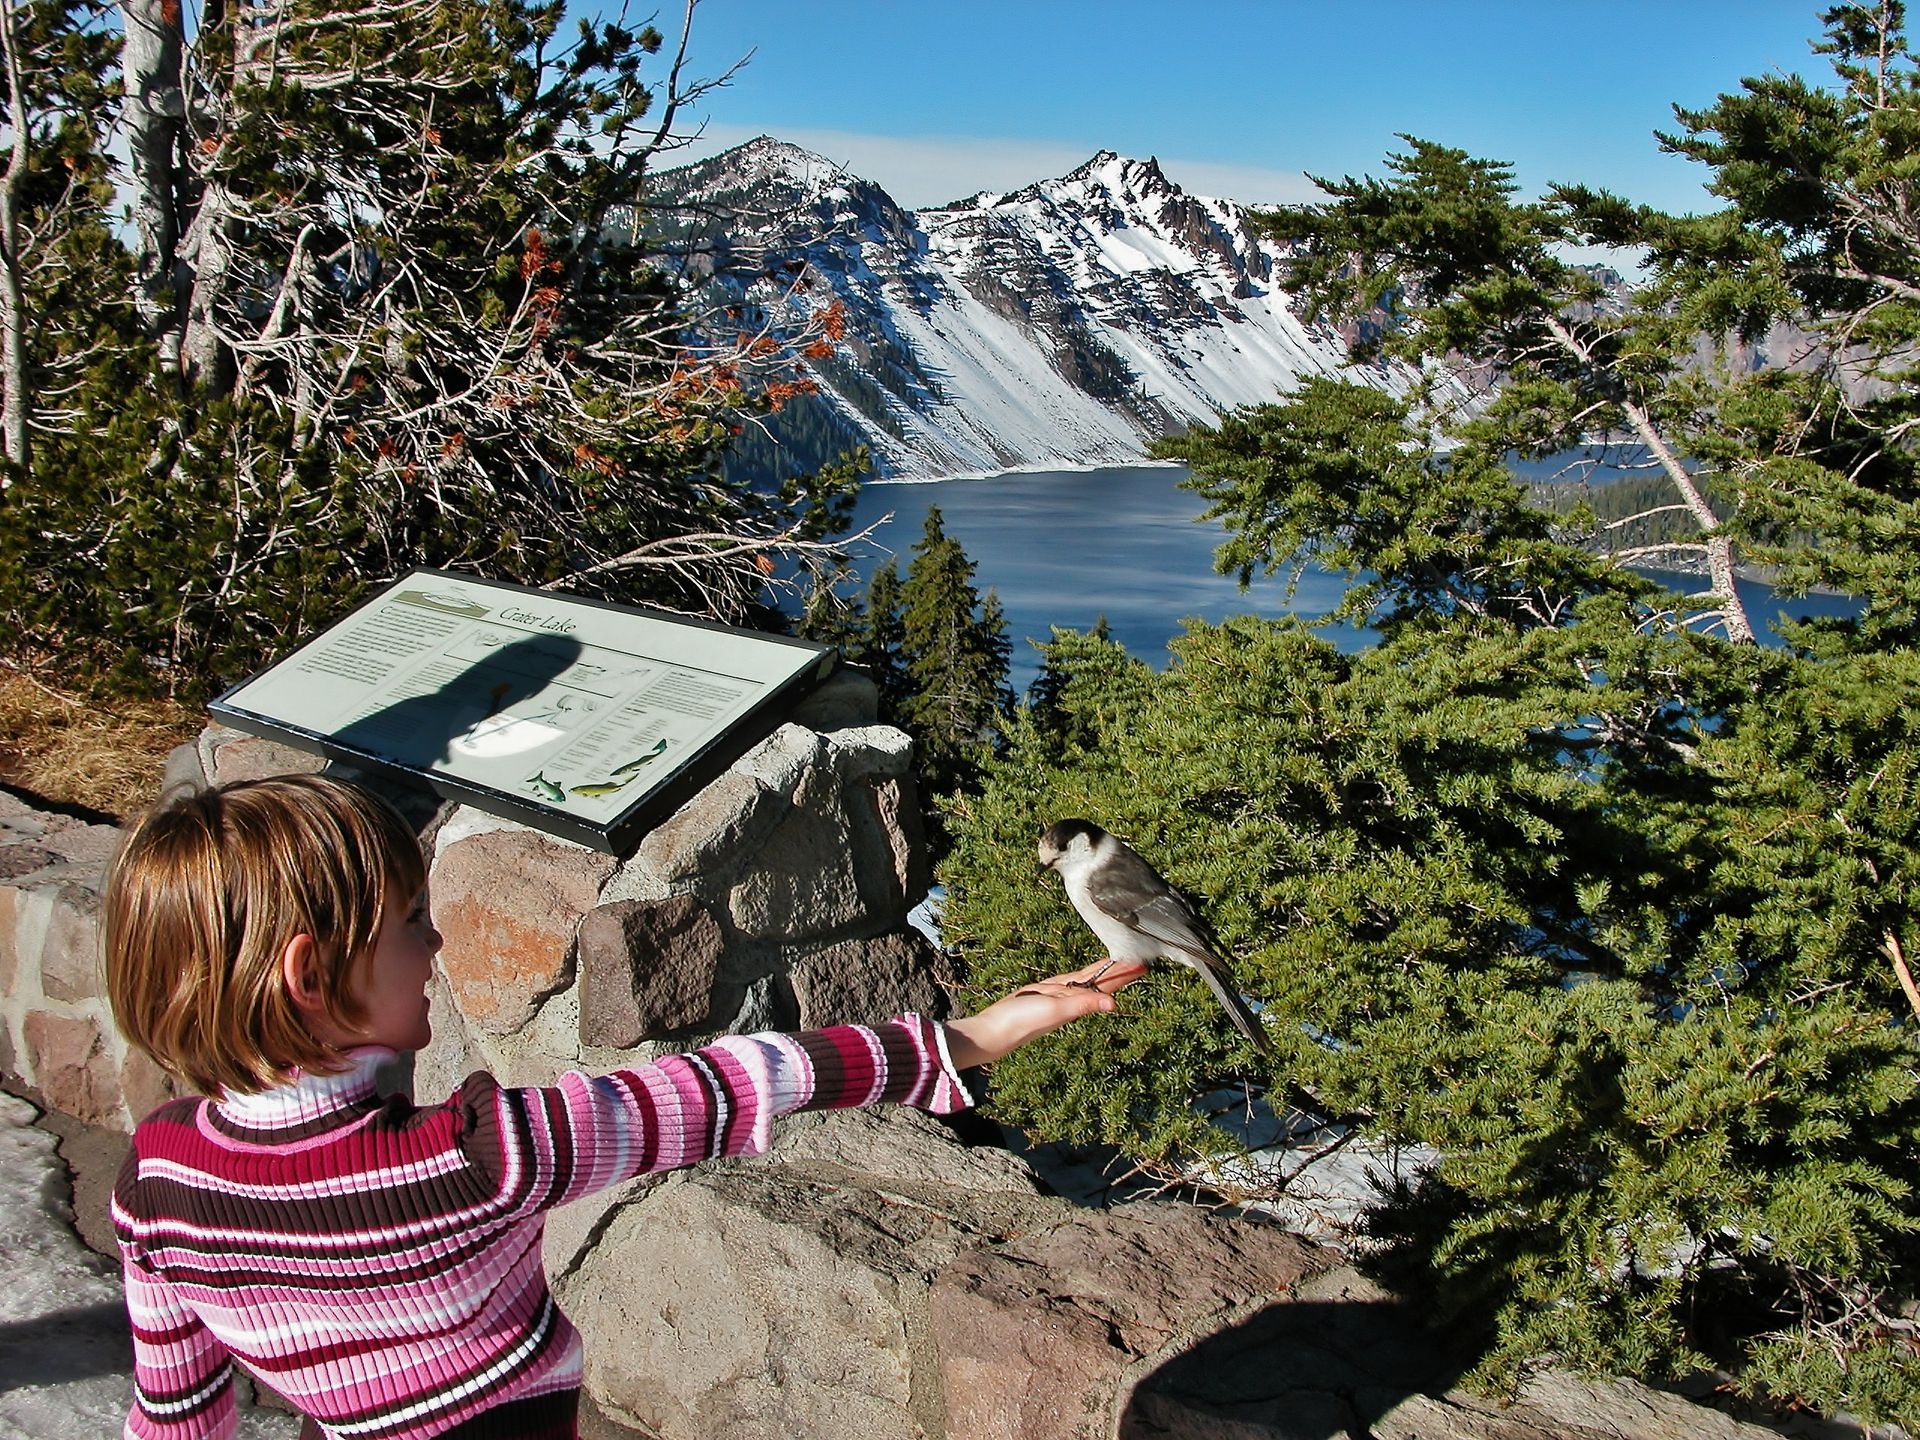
[845,463,1860,694]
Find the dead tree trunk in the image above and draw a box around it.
[0,0,30,471]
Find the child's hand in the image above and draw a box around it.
[943,959,1149,1069]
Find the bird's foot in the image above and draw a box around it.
[1070,957,1121,990]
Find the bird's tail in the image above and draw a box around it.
[1190,952,1271,1053]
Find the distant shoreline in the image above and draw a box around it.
[864,457,1183,487]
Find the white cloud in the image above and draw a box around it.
[662,122,1320,211]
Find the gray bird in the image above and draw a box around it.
[1038,818,1270,1052]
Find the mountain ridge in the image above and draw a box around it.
[651,137,1412,481]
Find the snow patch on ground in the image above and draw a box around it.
[0,1093,297,1440]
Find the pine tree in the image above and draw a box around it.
[899,507,1010,801]
[846,556,910,722]
[0,0,853,699]
[944,9,1920,1428]
[0,0,134,474]
[1242,136,1758,641]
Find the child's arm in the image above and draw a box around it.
[119,1252,237,1440]
[461,959,1145,1213]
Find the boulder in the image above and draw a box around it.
[787,931,954,1029]
[768,1107,1040,1198]
[847,774,928,922]
[1372,1372,1796,1440]
[199,727,328,787]
[1113,1267,1462,1439]
[631,771,781,886]
[431,827,617,1036]
[726,765,867,942]
[21,1010,122,1128]
[35,814,119,870]
[159,740,207,799]
[553,1107,1066,1440]
[786,667,880,732]
[0,845,61,882]
[577,896,726,1046]
[1104,1265,1799,1440]
[0,885,18,996]
[118,1047,178,1125]
[933,1207,1335,1440]
[731,724,822,798]
[38,883,104,1005]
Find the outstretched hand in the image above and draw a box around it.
[943,959,1149,1069]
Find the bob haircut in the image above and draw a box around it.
[104,774,426,1098]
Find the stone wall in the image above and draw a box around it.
[0,789,167,1128]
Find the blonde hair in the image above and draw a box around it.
[104,774,426,1097]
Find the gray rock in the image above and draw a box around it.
[726,766,866,942]
[769,1107,1044,1199]
[732,724,823,798]
[38,882,104,1004]
[1382,1370,1803,1440]
[578,897,725,1046]
[787,930,954,1029]
[631,771,780,886]
[159,741,207,800]
[202,730,328,787]
[846,774,930,923]
[0,791,48,838]
[430,828,617,1036]
[36,816,119,870]
[933,1206,1335,1440]
[410,968,481,1108]
[0,846,61,883]
[0,887,16,1000]
[21,1010,123,1128]
[554,1108,1069,1440]
[824,724,915,780]
[787,668,880,732]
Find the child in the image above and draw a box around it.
[104,774,1137,1440]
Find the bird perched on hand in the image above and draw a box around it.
[1038,818,1270,1052]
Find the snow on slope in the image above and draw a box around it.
[655,139,1414,481]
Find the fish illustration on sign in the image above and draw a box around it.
[608,738,670,777]
[526,740,670,805]
[567,779,630,798]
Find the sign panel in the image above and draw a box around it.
[210,570,836,853]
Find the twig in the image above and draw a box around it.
[1883,930,1920,1022]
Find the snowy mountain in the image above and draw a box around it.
[650,138,1412,481]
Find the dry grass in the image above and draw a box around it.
[0,671,201,821]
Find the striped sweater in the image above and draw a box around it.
[112,1017,972,1440]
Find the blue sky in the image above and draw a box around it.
[643,2,1833,212]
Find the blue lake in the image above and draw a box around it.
[845,464,1860,694]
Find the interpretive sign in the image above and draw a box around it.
[210,570,837,853]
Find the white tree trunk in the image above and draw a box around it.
[120,0,189,371]
[0,0,34,471]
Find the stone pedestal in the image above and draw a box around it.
[404,712,950,1095]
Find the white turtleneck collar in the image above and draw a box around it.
[214,1046,401,1128]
